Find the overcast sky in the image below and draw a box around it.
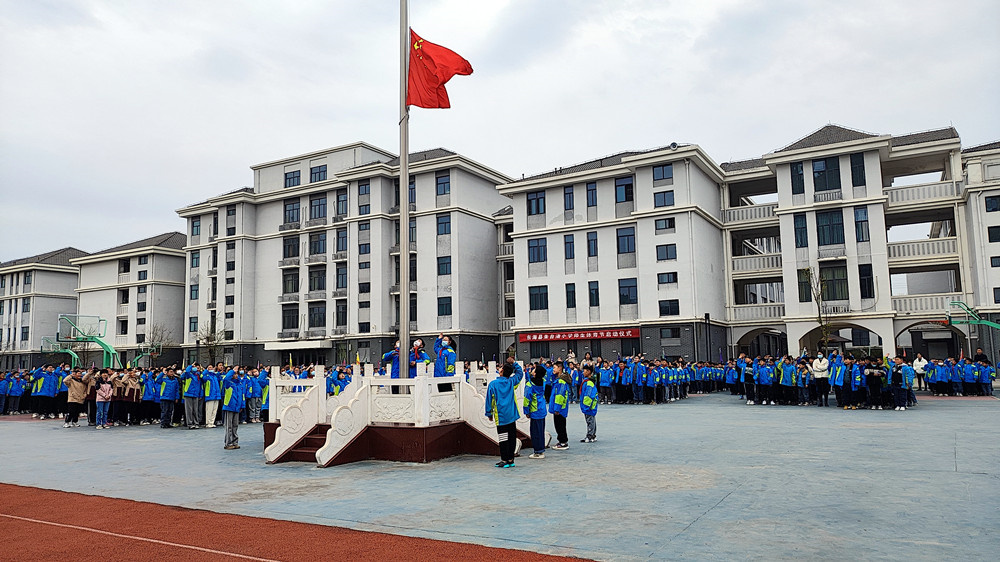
[1,0,997,261]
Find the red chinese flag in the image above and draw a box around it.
[406,29,473,109]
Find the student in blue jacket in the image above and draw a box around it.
[180,365,203,429]
[485,359,523,468]
[524,365,548,459]
[222,369,245,449]
[155,368,180,428]
[202,368,222,427]
[548,363,571,450]
[580,365,599,442]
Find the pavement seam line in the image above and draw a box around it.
[0,513,280,562]
[667,480,745,545]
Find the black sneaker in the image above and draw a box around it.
[495,461,505,468]
[503,461,515,468]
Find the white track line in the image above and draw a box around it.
[0,513,280,562]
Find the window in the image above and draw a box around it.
[586,182,597,207]
[358,180,370,196]
[359,322,371,333]
[995,288,1000,305]
[794,213,808,248]
[22,298,30,313]
[812,157,841,191]
[587,232,598,257]
[332,303,346,326]
[528,286,548,310]
[222,259,234,271]
[309,232,326,255]
[137,285,147,293]
[991,256,1000,267]
[225,205,236,217]
[797,269,811,303]
[226,226,236,236]
[284,170,301,188]
[660,327,680,339]
[408,177,416,204]
[358,243,370,255]
[189,317,198,332]
[224,296,234,306]
[658,272,678,284]
[358,221,370,231]
[655,217,675,231]
[283,236,299,258]
[20,327,29,341]
[588,281,600,307]
[190,284,199,300]
[615,177,634,203]
[409,294,418,322]
[282,305,299,330]
[137,256,148,266]
[990,227,1000,243]
[191,218,201,236]
[191,251,200,268]
[654,191,675,208]
[564,234,575,260]
[309,267,326,291]
[653,164,673,182]
[225,312,234,319]
[335,229,347,252]
[137,302,147,312]
[225,277,234,285]
[359,301,370,309]
[850,153,865,187]
[563,186,574,210]
[527,191,546,215]
[283,199,300,224]
[816,210,845,246]
[616,227,636,254]
[335,190,348,216]
[137,318,146,326]
[436,172,450,195]
[658,300,680,316]
[437,256,451,275]
[282,270,299,294]
[820,265,849,301]
[566,283,576,308]
[437,214,451,235]
[438,297,452,316]
[791,162,804,194]
[119,289,129,305]
[226,241,235,250]
[310,165,327,183]
[212,212,219,236]
[335,264,347,289]
[308,303,326,328]
[859,264,874,299]
[656,244,677,261]
[138,270,148,280]
[854,206,870,242]
[529,341,550,359]
[358,261,370,269]
[408,218,416,242]
[310,195,327,219]
[358,204,370,215]
[358,282,370,294]
[986,196,1000,212]
[527,238,547,263]
[618,278,638,305]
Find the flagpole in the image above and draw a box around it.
[398,0,411,377]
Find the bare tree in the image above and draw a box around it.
[807,267,834,355]
[195,322,227,366]
[143,322,176,367]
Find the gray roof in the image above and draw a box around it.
[492,205,513,217]
[721,158,767,172]
[0,247,90,269]
[187,186,254,208]
[385,148,457,167]
[962,140,1000,154]
[87,232,187,258]
[776,125,879,153]
[891,127,959,147]
[520,144,690,182]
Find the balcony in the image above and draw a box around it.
[304,328,326,338]
[817,244,847,259]
[331,288,348,298]
[814,190,843,203]
[278,257,300,268]
[304,291,327,301]
[504,280,515,294]
[116,304,129,317]
[331,327,348,336]
[884,181,959,208]
[277,330,299,339]
[731,303,785,321]
[887,237,958,263]
[278,222,301,232]
[332,251,348,261]
[207,301,217,310]
[821,301,851,314]
[388,242,417,254]
[115,335,127,347]
[892,292,962,314]
[278,294,299,303]
[724,203,777,224]
[731,253,781,273]
[305,254,327,264]
[333,214,348,223]
[304,217,328,228]
[117,273,130,284]
[499,317,514,331]
[498,242,513,258]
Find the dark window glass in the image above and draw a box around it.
[283,199,300,223]
[615,177,634,203]
[336,264,347,289]
[282,270,299,294]
[358,243,370,255]
[850,153,865,187]
[358,282,370,294]
[816,210,845,246]
[854,206,870,242]
[282,305,299,330]
[563,234,575,259]
[437,256,451,275]
[358,204,370,215]
[527,191,546,215]
[658,272,678,284]
[794,213,808,248]
[189,317,198,332]
[797,269,811,303]
[813,157,841,192]
[283,236,299,258]
[310,195,327,219]
[310,165,327,183]
[588,281,600,307]
[617,227,636,254]
[335,302,347,326]
[587,232,598,257]
[655,217,675,231]
[336,190,348,216]
[358,180,370,196]
[437,297,452,316]
[660,327,680,338]
[309,267,326,291]
[335,229,347,252]
[436,172,450,195]
[586,182,597,207]
[190,284,199,300]
[529,341,550,359]
[653,164,673,182]
[653,191,674,207]
[284,170,300,188]
[437,214,451,235]
[224,296,234,305]
[658,300,680,316]
[859,264,874,299]
[791,162,804,194]
[527,238,547,263]
[656,244,677,261]
[309,232,326,255]
[985,195,1000,212]
[564,186,574,210]
[565,283,576,308]
[820,265,849,301]
[191,251,200,268]
[618,278,638,305]
[991,256,1000,267]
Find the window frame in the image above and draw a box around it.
[527,191,546,216]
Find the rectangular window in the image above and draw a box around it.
[358,301,370,309]
[283,199,300,223]
[226,226,235,236]
[529,341,550,359]
[358,243,370,255]
[658,299,680,316]
[283,236,299,258]
[309,267,326,291]
[655,217,676,231]
[189,317,198,332]
[437,297,452,316]
[282,305,299,330]
[358,282,370,294]
[335,190,348,216]
[335,264,347,289]
[22,298,30,313]
[820,265,849,301]
[615,177,634,203]
[563,186,574,210]
[437,214,451,235]
[436,172,450,195]
[618,278,638,305]
[308,303,326,328]
[794,213,808,248]
[586,182,597,207]
[137,285,147,293]
[797,269,811,303]
[137,302,147,312]
[191,251,200,268]
[527,238,547,263]
[358,180,370,196]
[850,153,865,187]
[527,191,546,215]
[224,295,234,306]
[437,256,451,275]
[617,227,636,254]
[991,256,1000,267]
[565,283,576,309]
[995,288,1000,305]
[310,165,327,183]
[226,241,235,250]
[137,319,146,327]
[137,256,148,265]
[653,164,673,182]
[852,328,870,346]
[859,264,874,299]
[564,234,575,259]
[335,229,347,252]
[408,177,416,204]
[138,270,148,280]
[587,232,598,257]
[658,272,678,284]
[191,219,201,236]
[309,232,326,255]
[284,170,301,188]
[225,278,234,285]
[528,286,548,310]
[985,195,1000,212]
[854,206,870,242]
[660,327,680,339]
[224,261,235,272]
[990,226,1000,243]
[225,312,234,319]
[358,204,370,215]
[282,270,299,294]
[226,205,236,217]
[588,281,600,307]
[816,210,845,246]
[791,162,804,194]
[813,157,841,192]
[656,244,677,261]
[653,191,675,207]
[20,327,29,341]
[358,261,370,269]
[310,195,327,219]
[190,284,199,300]
[358,322,371,333]
[358,221,370,231]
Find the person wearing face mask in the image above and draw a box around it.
[409,338,432,378]
[434,333,457,392]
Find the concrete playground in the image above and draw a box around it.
[1,392,998,561]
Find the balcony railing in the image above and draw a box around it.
[498,242,513,257]
[724,203,778,224]
[884,181,959,206]
[117,273,130,284]
[277,294,298,303]
[887,237,958,260]
[814,189,843,203]
[504,280,515,294]
[892,292,962,314]
[278,257,300,268]
[731,253,781,272]
[499,317,514,331]
[278,222,300,232]
[817,244,847,259]
[116,304,129,317]
[114,335,127,347]
[305,254,327,264]
[731,303,785,321]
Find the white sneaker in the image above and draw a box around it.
[48,414,56,419]
[528,452,545,459]
[96,425,104,430]
[72,422,80,427]
[770,401,776,405]
[32,413,38,418]
[746,400,751,405]
[63,422,71,428]
[900,407,906,411]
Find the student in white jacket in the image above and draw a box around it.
[912,353,928,391]
[811,354,830,407]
